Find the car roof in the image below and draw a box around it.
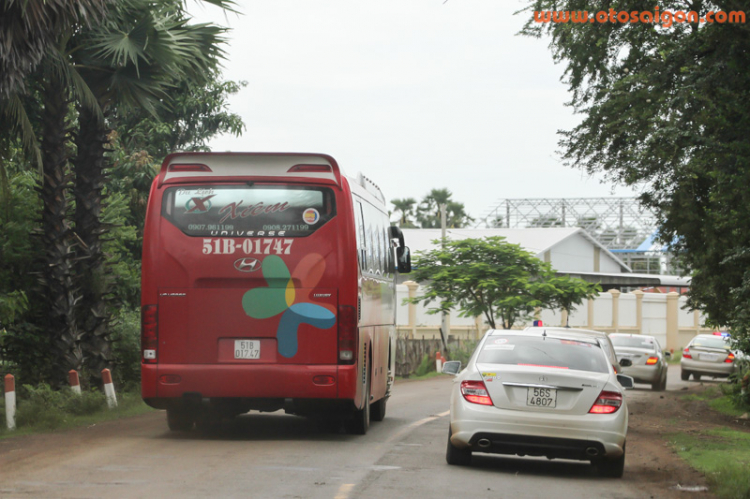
[524,326,609,337]
[487,328,601,346]
[610,333,658,340]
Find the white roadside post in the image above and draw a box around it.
[69,370,82,395]
[101,369,118,408]
[4,374,16,431]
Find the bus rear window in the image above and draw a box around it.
[162,185,336,237]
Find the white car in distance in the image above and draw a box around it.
[443,329,634,478]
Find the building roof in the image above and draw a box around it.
[401,227,631,272]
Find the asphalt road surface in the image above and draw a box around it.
[0,367,696,499]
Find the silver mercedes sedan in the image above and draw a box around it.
[609,333,668,391]
[443,329,634,478]
[680,333,737,380]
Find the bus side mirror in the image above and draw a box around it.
[390,226,411,273]
[397,246,411,273]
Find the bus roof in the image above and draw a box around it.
[159,152,342,187]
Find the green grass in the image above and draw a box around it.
[681,385,748,418]
[669,428,750,499]
[0,391,154,439]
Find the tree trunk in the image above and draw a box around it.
[73,106,112,380]
[39,76,82,385]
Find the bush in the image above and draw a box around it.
[110,308,141,391]
[14,383,107,430]
[415,354,435,377]
[447,341,477,367]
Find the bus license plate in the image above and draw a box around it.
[526,387,557,408]
[234,340,260,359]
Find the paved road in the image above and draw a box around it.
[0,371,699,499]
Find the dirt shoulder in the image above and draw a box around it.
[624,378,750,499]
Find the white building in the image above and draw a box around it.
[401,227,630,274]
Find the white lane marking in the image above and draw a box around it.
[336,410,450,498]
[385,410,450,444]
[335,483,355,499]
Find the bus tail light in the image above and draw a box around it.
[141,305,158,364]
[589,390,623,414]
[288,164,332,173]
[338,305,357,365]
[168,163,212,172]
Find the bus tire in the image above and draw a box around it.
[346,369,370,435]
[371,396,386,422]
[167,407,194,432]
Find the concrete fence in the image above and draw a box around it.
[397,282,714,352]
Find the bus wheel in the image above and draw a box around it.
[371,397,386,422]
[346,371,370,435]
[167,407,194,432]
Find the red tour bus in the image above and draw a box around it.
[141,152,411,434]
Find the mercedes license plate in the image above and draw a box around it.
[234,340,260,359]
[527,387,557,408]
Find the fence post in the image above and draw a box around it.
[4,374,16,431]
[587,297,595,329]
[102,369,118,408]
[69,370,82,395]
[633,290,644,335]
[666,292,679,351]
[405,281,418,339]
[608,289,621,333]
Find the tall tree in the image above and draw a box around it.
[408,236,596,329]
[416,188,474,228]
[69,0,232,376]
[520,0,750,348]
[390,197,417,227]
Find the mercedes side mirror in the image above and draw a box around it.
[442,360,462,375]
[617,374,635,389]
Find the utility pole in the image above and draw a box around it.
[439,203,449,352]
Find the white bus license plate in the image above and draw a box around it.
[234,340,260,359]
[526,387,557,408]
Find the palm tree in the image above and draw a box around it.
[0,0,107,220]
[70,0,231,376]
[445,201,474,228]
[391,198,417,227]
[417,188,453,228]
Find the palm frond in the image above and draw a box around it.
[45,47,103,121]
[0,94,42,170]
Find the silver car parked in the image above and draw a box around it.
[609,334,668,391]
[680,333,737,381]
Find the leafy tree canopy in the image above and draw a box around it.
[408,236,600,329]
[520,0,750,348]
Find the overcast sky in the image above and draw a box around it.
[188,0,637,224]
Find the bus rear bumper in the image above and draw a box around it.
[141,363,356,403]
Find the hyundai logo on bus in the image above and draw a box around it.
[234,257,261,272]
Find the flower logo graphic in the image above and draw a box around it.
[241,254,335,358]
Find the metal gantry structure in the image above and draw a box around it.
[476,198,673,274]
